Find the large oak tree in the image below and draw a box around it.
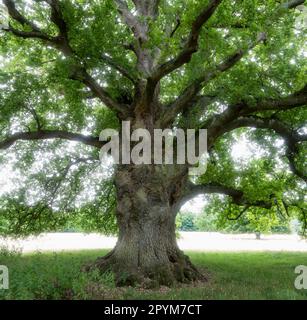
[0,0,306,286]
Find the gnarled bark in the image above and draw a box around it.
[89,164,205,287]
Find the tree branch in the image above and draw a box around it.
[181,182,272,209]
[281,0,305,9]
[79,70,130,114]
[204,84,307,148]
[25,105,43,131]
[170,17,181,38]
[227,206,251,221]
[245,84,307,113]
[3,0,129,115]
[3,0,43,30]
[101,53,137,84]
[209,0,306,29]
[132,0,160,18]
[161,33,267,126]
[1,24,55,42]
[286,149,307,183]
[114,0,148,42]
[223,115,306,145]
[160,0,305,125]
[0,130,103,150]
[209,115,307,182]
[152,0,223,82]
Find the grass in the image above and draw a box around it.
[0,249,306,300]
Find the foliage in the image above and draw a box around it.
[0,0,306,236]
[177,211,198,231]
[178,208,293,234]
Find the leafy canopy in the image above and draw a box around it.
[0,0,306,236]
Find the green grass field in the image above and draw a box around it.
[0,249,306,300]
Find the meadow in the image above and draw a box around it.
[0,249,306,300]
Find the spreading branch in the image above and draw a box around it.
[210,0,305,29]
[180,182,272,209]
[205,84,307,148]
[161,33,267,126]
[0,130,103,150]
[227,116,307,183]
[101,54,137,84]
[25,105,43,131]
[157,0,304,81]
[2,0,129,115]
[208,114,307,182]
[244,84,307,113]
[170,17,181,38]
[281,0,306,9]
[227,206,251,221]
[160,0,305,125]
[223,116,306,146]
[132,0,160,18]
[152,0,223,82]
[114,0,148,42]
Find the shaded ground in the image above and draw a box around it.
[0,250,306,300]
[1,232,307,253]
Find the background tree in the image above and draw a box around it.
[0,0,306,287]
[177,211,198,231]
[180,201,292,235]
[195,192,293,235]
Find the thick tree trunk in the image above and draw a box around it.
[90,164,205,287]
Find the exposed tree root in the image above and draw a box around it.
[85,249,207,288]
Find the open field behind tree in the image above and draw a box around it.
[1,232,307,253]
